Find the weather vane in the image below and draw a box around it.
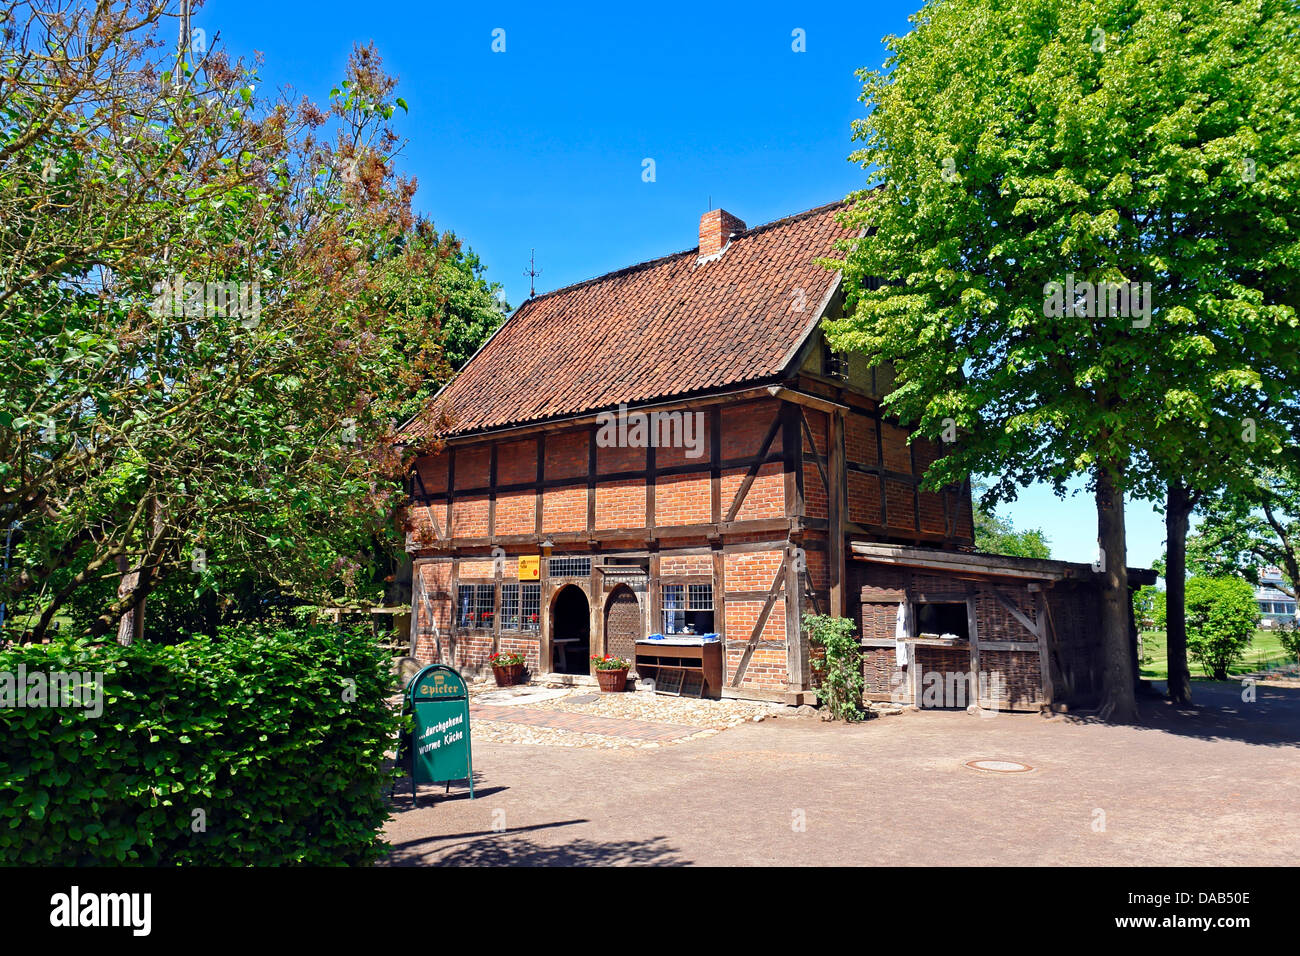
[524,249,542,298]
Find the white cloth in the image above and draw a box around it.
[894,601,908,668]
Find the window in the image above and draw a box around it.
[501,584,519,630]
[548,557,591,578]
[499,582,541,631]
[663,583,714,635]
[913,601,969,640]
[457,584,494,629]
[521,582,541,631]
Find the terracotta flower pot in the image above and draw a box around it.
[492,663,524,687]
[595,667,629,693]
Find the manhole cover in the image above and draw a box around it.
[965,759,1033,774]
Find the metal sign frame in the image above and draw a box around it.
[402,663,475,805]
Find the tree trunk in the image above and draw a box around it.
[1164,481,1193,704]
[1096,464,1137,722]
[114,555,144,646]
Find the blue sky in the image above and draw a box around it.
[204,0,1169,571]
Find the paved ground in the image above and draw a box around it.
[469,702,701,743]
[382,680,1300,866]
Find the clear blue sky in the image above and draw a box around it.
[204,0,1168,571]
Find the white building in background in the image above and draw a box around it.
[1255,565,1297,627]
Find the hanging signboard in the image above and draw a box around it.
[403,664,474,803]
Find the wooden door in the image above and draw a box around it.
[604,586,641,663]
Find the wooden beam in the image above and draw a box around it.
[766,385,849,415]
[586,428,596,534]
[990,587,1042,638]
[828,409,846,618]
[1033,588,1054,708]
[710,406,722,524]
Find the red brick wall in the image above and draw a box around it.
[724,548,790,691]
[455,444,491,490]
[497,438,536,485]
[655,472,711,526]
[721,463,785,521]
[495,489,535,535]
[545,430,587,482]
[720,402,777,458]
[542,482,587,533]
[661,554,713,575]
[595,479,645,529]
[880,422,912,474]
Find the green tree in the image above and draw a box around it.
[1184,575,1260,679]
[973,499,1052,559]
[1189,464,1300,600]
[828,0,1300,721]
[0,5,502,642]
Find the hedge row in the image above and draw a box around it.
[0,623,402,865]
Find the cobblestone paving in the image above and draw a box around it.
[464,685,782,749]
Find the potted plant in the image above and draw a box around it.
[489,650,527,687]
[590,654,631,692]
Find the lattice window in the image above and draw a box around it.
[521,583,540,631]
[663,584,685,634]
[664,583,714,635]
[457,584,495,629]
[501,584,519,630]
[548,557,591,578]
[687,584,713,611]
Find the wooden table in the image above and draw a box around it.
[635,639,723,699]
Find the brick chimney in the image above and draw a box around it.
[699,208,745,258]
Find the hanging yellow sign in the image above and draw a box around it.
[518,555,540,580]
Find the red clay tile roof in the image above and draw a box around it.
[402,200,850,440]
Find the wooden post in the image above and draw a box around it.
[828,410,846,618]
[967,590,982,707]
[784,545,805,690]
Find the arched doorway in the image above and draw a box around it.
[604,586,641,666]
[550,585,590,675]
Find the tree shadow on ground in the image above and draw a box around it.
[398,832,690,867]
[1060,679,1300,747]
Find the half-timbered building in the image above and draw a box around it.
[398,202,1153,708]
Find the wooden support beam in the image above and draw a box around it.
[828,409,846,618]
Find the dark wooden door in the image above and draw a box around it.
[604,586,641,663]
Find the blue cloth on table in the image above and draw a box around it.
[646,633,665,641]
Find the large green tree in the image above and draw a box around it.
[829,0,1300,720]
[0,3,502,642]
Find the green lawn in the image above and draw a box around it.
[1139,629,1297,681]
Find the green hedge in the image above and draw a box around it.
[0,623,402,865]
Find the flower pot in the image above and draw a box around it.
[492,663,524,687]
[595,667,629,693]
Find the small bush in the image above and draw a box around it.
[1184,576,1260,680]
[803,613,864,722]
[1277,620,1300,664]
[0,623,401,865]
